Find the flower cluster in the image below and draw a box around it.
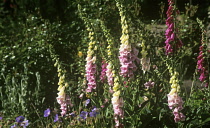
[43,108,60,122]
[79,107,99,120]
[117,2,139,78]
[167,69,185,122]
[111,76,124,127]
[100,60,108,82]
[165,0,182,54]
[85,29,97,92]
[196,27,209,87]
[80,111,88,120]
[51,48,71,117]
[57,86,67,116]
[11,116,29,128]
[119,44,140,78]
[106,62,114,86]
[197,46,208,84]
[100,19,115,88]
[89,107,99,117]
[168,93,185,122]
[118,34,140,78]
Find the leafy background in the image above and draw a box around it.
[0,0,210,127]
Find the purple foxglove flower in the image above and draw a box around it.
[100,60,108,82]
[197,45,209,87]
[164,0,182,55]
[119,45,139,78]
[44,108,50,117]
[16,116,25,123]
[85,56,97,92]
[168,93,185,122]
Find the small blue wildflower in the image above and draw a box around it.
[92,106,97,111]
[85,99,90,106]
[54,114,59,122]
[0,117,2,120]
[16,116,25,123]
[44,108,50,117]
[20,120,29,128]
[89,107,99,117]
[89,111,97,117]
[80,111,88,119]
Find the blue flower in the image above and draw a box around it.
[54,114,59,122]
[44,108,50,117]
[85,99,90,106]
[16,116,25,123]
[89,111,97,117]
[89,107,99,117]
[0,117,2,120]
[80,111,88,119]
[20,120,29,128]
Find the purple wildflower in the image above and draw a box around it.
[85,99,90,106]
[89,111,97,117]
[0,117,2,120]
[20,120,29,128]
[69,112,76,117]
[89,107,99,117]
[80,111,88,119]
[54,114,59,122]
[44,108,50,117]
[16,116,25,123]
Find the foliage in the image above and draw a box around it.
[0,0,210,127]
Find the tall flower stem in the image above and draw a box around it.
[49,45,69,116]
[166,64,185,122]
[100,19,123,127]
[78,4,97,92]
[165,0,182,55]
[196,18,209,87]
[116,0,139,79]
